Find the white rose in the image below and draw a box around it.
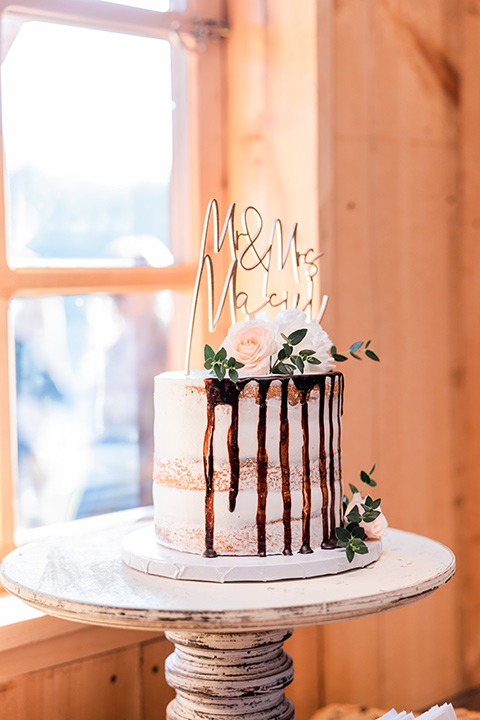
[222,319,279,376]
[274,308,336,373]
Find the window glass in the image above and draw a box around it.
[1,18,174,267]
[96,0,170,10]
[11,291,175,533]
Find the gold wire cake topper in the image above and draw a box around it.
[185,198,328,374]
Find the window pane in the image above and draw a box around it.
[1,18,175,267]
[96,0,171,10]
[11,291,176,533]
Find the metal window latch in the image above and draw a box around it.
[170,16,230,53]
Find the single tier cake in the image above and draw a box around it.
[153,369,344,557]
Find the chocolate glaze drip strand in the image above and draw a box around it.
[279,380,292,555]
[323,375,338,549]
[337,374,344,526]
[299,389,313,554]
[203,391,217,558]
[256,380,271,557]
[292,376,320,554]
[318,378,330,548]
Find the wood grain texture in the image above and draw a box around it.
[458,0,480,691]
[141,636,176,720]
[0,646,143,720]
[323,0,461,710]
[226,0,466,712]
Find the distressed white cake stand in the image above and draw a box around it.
[0,518,455,720]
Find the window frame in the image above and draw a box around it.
[0,0,228,559]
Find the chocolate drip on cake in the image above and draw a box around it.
[318,379,329,547]
[256,379,271,556]
[323,375,338,549]
[279,380,292,556]
[203,373,343,557]
[337,374,344,528]
[203,385,217,558]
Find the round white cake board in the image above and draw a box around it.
[121,526,382,583]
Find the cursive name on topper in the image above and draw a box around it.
[184,198,328,374]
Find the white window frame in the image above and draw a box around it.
[0,0,228,559]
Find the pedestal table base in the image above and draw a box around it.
[165,629,295,719]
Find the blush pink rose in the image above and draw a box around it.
[345,492,388,540]
[222,319,278,376]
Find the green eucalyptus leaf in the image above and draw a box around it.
[333,353,348,362]
[371,498,381,509]
[360,470,374,485]
[363,510,381,523]
[352,525,367,540]
[346,507,362,524]
[307,357,322,365]
[346,521,361,534]
[213,364,225,381]
[281,333,289,342]
[335,526,350,543]
[299,349,316,356]
[204,344,215,361]
[349,483,359,495]
[204,358,213,370]
[346,545,355,563]
[283,344,293,358]
[355,542,369,554]
[365,349,380,362]
[235,361,245,369]
[349,351,362,360]
[292,356,305,373]
[275,363,290,375]
[365,340,371,349]
[278,348,287,361]
[229,368,239,383]
[215,347,227,362]
[369,463,376,474]
[288,328,308,346]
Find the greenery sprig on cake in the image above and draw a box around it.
[204,345,245,383]
[335,465,388,563]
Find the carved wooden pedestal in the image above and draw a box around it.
[165,629,294,719]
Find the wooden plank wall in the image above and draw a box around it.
[226,0,477,717]
[0,631,175,719]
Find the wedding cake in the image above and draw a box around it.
[152,200,385,563]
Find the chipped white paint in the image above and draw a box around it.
[164,629,294,719]
[0,523,455,632]
[121,525,382,582]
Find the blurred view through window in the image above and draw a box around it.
[1,8,184,534]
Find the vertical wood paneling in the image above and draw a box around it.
[459,0,480,691]
[227,0,320,303]
[227,0,467,714]
[285,627,324,720]
[324,0,462,710]
[141,636,175,720]
[0,646,143,720]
